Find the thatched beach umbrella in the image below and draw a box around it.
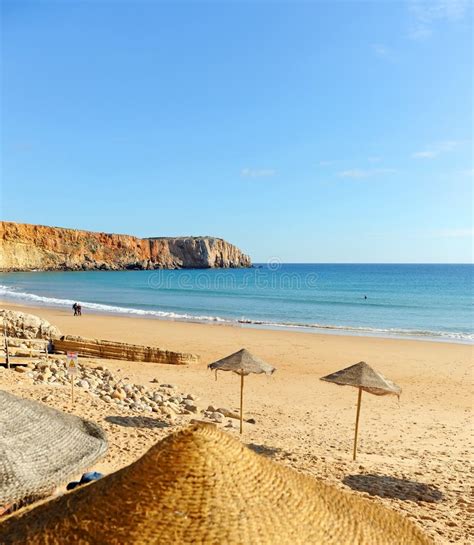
[320,361,401,461]
[0,390,107,508]
[0,423,432,545]
[208,348,275,434]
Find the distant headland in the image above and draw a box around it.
[0,221,251,271]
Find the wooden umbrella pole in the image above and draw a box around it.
[239,374,244,434]
[353,387,362,461]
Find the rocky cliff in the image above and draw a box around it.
[0,222,251,271]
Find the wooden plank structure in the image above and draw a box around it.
[53,336,199,366]
[0,331,49,368]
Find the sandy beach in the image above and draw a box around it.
[1,301,473,544]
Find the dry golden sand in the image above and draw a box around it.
[1,302,473,544]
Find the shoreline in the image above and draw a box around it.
[0,299,471,355]
[0,295,471,346]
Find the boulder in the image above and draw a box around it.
[1,309,61,340]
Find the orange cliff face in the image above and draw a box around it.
[0,222,252,271]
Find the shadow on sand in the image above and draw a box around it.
[343,474,443,502]
[105,415,169,429]
[247,443,289,458]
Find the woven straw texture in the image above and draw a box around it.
[0,423,431,544]
[0,390,107,506]
[208,348,275,376]
[320,361,402,396]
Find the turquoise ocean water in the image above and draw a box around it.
[0,264,472,343]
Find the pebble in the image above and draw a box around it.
[217,407,240,419]
[112,389,126,400]
[184,399,198,413]
[210,412,225,423]
[16,360,222,425]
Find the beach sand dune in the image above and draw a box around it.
[0,302,472,544]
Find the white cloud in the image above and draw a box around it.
[408,0,471,40]
[409,26,434,40]
[437,140,459,152]
[338,169,368,179]
[337,168,395,179]
[412,150,437,159]
[371,44,399,62]
[372,43,390,58]
[436,228,474,238]
[241,168,276,178]
[412,140,461,159]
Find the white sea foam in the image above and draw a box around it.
[0,285,227,323]
[0,284,472,343]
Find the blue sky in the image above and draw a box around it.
[1,0,472,263]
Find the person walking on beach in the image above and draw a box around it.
[72,303,78,316]
[77,304,82,316]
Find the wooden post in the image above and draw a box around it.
[353,387,362,461]
[239,373,244,434]
[4,334,10,370]
[3,324,10,369]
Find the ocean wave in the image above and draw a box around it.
[0,284,472,343]
[238,319,474,342]
[0,285,227,323]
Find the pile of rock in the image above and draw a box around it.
[14,356,247,429]
[24,358,200,422]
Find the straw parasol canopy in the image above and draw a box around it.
[0,423,432,545]
[0,390,107,508]
[208,348,275,433]
[208,348,275,376]
[320,361,401,460]
[321,361,401,396]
